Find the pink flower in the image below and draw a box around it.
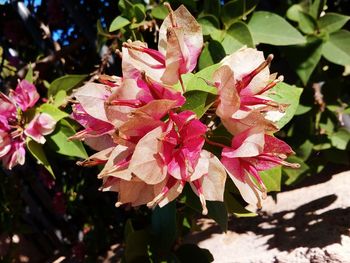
[122,4,203,86]
[0,130,11,158]
[0,93,16,119]
[10,80,39,112]
[128,111,227,214]
[24,113,56,144]
[221,127,299,209]
[214,48,286,134]
[2,139,26,170]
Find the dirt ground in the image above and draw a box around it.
[185,171,350,263]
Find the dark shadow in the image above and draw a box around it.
[187,194,350,252]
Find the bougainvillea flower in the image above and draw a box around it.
[2,139,26,170]
[122,4,202,87]
[0,130,12,158]
[159,4,203,85]
[71,104,114,139]
[221,127,299,209]
[128,111,226,214]
[213,48,286,134]
[10,80,40,112]
[100,176,161,207]
[73,82,115,123]
[24,113,56,144]
[0,92,16,119]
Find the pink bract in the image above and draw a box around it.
[221,127,299,209]
[10,80,40,112]
[214,48,286,135]
[24,113,56,144]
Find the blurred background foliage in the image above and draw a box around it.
[0,0,349,262]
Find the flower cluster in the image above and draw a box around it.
[0,80,56,169]
[72,4,299,214]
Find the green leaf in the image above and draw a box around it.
[284,36,323,85]
[330,128,350,150]
[184,186,228,231]
[52,90,68,108]
[182,91,215,118]
[26,138,54,177]
[109,16,130,32]
[39,103,69,121]
[203,0,221,17]
[125,229,151,263]
[118,0,134,19]
[295,104,312,115]
[295,140,314,161]
[248,11,305,46]
[48,74,87,97]
[221,0,258,28]
[25,64,34,83]
[322,30,350,66]
[309,0,326,19]
[268,82,303,129]
[298,11,317,34]
[175,244,214,263]
[221,22,254,54]
[286,4,306,22]
[151,5,169,20]
[47,119,88,159]
[133,4,146,23]
[185,63,220,94]
[224,190,257,217]
[198,40,226,70]
[198,15,223,41]
[259,166,282,192]
[151,202,177,253]
[282,156,309,185]
[319,13,350,33]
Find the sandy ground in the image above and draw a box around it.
[185,171,350,263]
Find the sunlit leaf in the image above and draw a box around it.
[47,119,88,159]
[109,16,130,32]
[248,11,306,46]
[322,30,350,66]
[26,138,54,177]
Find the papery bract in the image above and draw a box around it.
[122,4,203,86]
[214,48,286,135]
[2,139,26,170]
[0,93,16,119]
[24,113,56,144]
[10,80,39,112]
[221,127,299,208]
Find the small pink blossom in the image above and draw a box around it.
[221,127,299,209]
[214,48,286,134]
[24,113,56,144]
[122,4,203,86]
[10,80,40,112]
[128,111,227,214]
[2,139,26,170]
[0,93,16,119]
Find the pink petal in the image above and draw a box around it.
[73,82,112,122]
[0,130,11,158]
[122,41,165,83]
[158,5,203,72]
[222,128,264,158]
[10,80,39,111]
[24,113,56,144]
[2,139,26,170]
[0,92,16,119]
[213,65,240,120]
[221,48,270,96]
[129,127,167,184]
